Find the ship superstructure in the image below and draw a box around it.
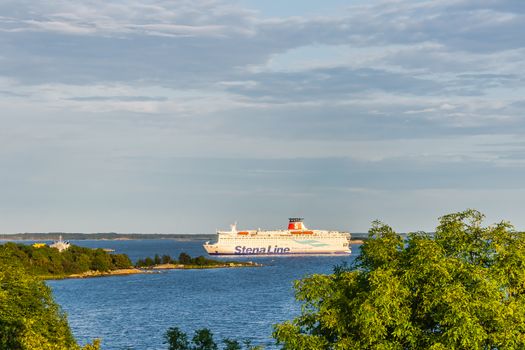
[203,218,351,255]
[50,235,70,252]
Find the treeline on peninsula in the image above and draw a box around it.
[0,242,132,277]
[1,242,252,278]
[136,252,240,267]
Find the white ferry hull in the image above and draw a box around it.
[204,245,351,255]
[205,218,350,256]
[203,230,351,255]
[205,249,350,256]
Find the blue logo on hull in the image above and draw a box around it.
[234,245,291,254]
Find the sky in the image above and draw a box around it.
[1,0,525,234]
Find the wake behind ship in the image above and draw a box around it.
[203,218,351,255]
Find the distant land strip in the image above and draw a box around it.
[0,232,370,241]
[0,232,216,241]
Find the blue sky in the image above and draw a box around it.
[1,0,525,234]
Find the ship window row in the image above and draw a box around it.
[220,239,344,243]
[222,237,290,239]
[220,237,343,239]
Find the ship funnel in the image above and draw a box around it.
[288,218,306,230]
[230,222,238,233]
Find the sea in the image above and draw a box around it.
[42,239,361,350]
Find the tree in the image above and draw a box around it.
[192,328,218,350]
[193,256,207,266]
[74,253,92,272]
[165,327,190,350]
[273,209,525,350]
[111,254,132,269]
[178,252,192,265]
[144,256,155,266]
[0,257,100,350]
[81,340,102,350]
[90,249,112,271]
[162,254,172,264]
[164,328,260,350]
[223,339,242,350]
[0,260,74,349]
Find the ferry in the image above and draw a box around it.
[203,218,351,255]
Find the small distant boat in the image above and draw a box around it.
[50,235,70,252]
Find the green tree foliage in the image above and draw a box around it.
[111,253,133,269]
[90,249,112,272]
[178,252,192,265]
[192,329,218,350]
[80,339,102,350]
[164,327,260,350]
[273,209,525,350]
[144,256,155,266]
[223,339,242,350]
[0,257,100,350]
[165,327,190,350]
[0,242,132,277]
[193,256,208,266]
[136,253,229,268]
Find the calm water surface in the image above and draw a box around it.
[47,240,360,349]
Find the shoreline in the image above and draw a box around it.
[44,262,262,280]
[0,235,215,241]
